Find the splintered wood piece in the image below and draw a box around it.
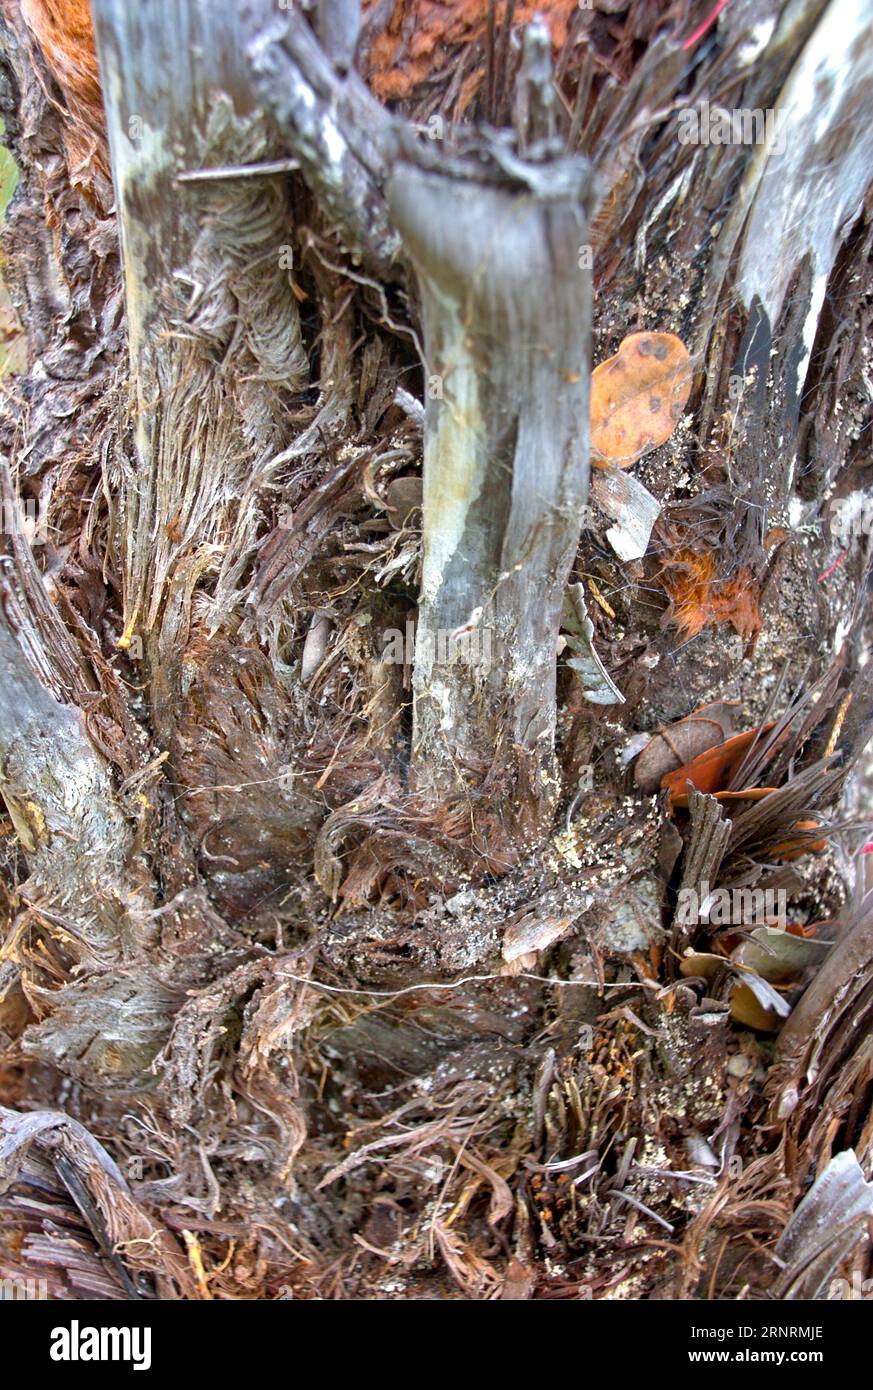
[670,788,732,951]
[590,467,661,561]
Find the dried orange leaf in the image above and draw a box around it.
[634,699,739,793]
[662,724,777,808]
[729,981,785,1031]
[768,820,828,860]
[590,331,692,468]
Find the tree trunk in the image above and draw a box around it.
[1,0,872,1303]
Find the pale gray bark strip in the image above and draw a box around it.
[387,141,593,796]
[0,617,145,961]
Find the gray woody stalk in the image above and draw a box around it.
[388,25,593,805]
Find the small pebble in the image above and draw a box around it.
[727,1052,754,1078]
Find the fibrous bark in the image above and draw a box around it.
[1,0,873,1306]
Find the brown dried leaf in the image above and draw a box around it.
[385,475,423,528]
[590,331,692,468]
[502,912,575,963]
[662,723,777,808]
[634,699,738,793]
[363,0,580,105]
[678,951,790,1031]
[729,980,785,1031]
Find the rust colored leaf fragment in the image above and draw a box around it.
[661,724,777,807]
[660,549,762,642]
[590,331,692,468]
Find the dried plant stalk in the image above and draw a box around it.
[388,141,592,804]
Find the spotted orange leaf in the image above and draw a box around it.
[590,331,692,468]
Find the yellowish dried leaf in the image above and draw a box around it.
[590,331,692,468]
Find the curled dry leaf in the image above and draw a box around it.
[703,787,778,804]
[561,582,625,705]
[665,747,828,863]
[767,820,828,860]
[679,921,831,1033]
[301,614,332,682]
[666,775,827,858]
[732,926,831,983]
[679,945,794,1032]
[729,979,789,1031]
[634,699,739,793]
[590,331,692,468]
[661,723,777,808]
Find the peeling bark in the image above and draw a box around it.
[388,140,592,802]
[695,0,873,546]
[245,5,399,278]
[0,616,148,959]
